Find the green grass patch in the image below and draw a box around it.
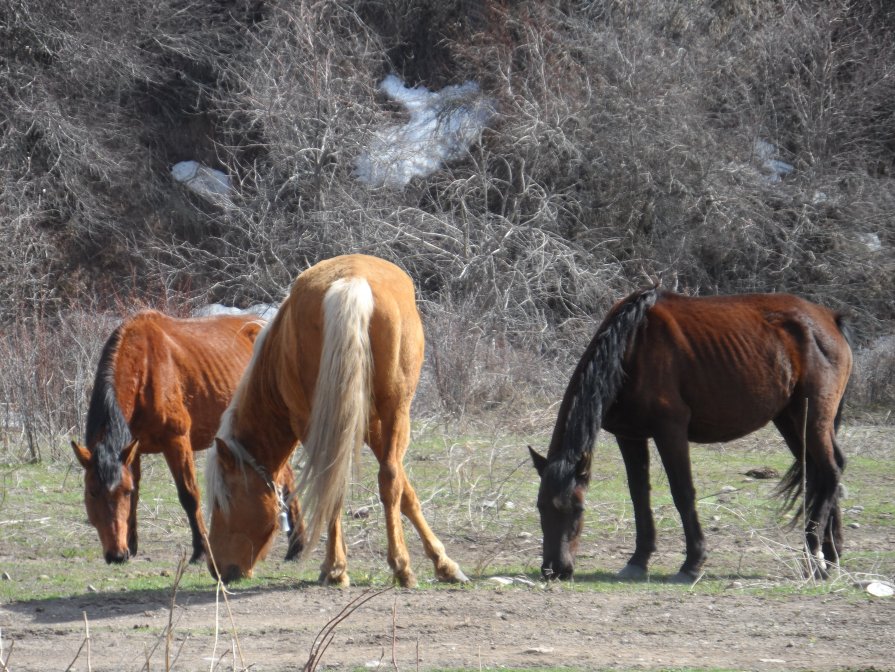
[1,424,893,605]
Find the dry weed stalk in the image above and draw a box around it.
[203,533,248,671]
[302,587,394,672]
[0,627,12,672]
[63,611,91,672]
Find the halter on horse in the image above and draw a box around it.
[205,254,468,587]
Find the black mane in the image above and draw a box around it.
[84,325,132,488]
[545,286,659,486]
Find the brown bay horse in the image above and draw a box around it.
[72,311,304,564]
[529,287,852,582]
[205,254,467,587]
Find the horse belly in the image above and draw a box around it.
[683,374,790,443]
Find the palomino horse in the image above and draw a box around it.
[205,254,467,587]
[530,287,852,582]
[72,311,305,564]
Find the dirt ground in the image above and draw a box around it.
[1,564,893,672]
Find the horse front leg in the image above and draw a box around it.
[128,453,142,558]
[617,436,655,580]
[655,428,706,583]
[277,464,306,561]
[163,437,206,563]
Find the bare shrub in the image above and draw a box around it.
[2,0,895,445]
[850,336,895,413]
[0,306,118,463]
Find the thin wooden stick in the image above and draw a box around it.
[801,396,816,584]
[85,611,92,672]
[166,552,189,671]
[391,596,400,672]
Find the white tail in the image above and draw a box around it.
[298,277,374,550]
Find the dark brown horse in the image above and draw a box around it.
[205,254,468,586]
[530,287,852,582]
[72,311,305,564]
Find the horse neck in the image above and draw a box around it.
[228,335,297,474]
[544,372,580,464]
[85,325,134,486]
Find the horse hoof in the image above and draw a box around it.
[617,563,648,580]
[319,570,350,587]
[396,571,418,589]
[436,561,469,584]
[668,571,698,584]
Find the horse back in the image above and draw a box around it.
[264,254,424,432]
[606,292,851,442]
[113,311,262,451]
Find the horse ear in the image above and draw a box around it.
[528,446,548,476]
[71,441,91,469]
[214,437,237,469]
[576,450,593,484]
[121,439,140,467]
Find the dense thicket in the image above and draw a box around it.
[1,0,893,446]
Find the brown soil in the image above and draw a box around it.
[1,572,891,671]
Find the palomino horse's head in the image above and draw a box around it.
[528,446,591,580]
[205,438,280,583]
[71,439,139,564]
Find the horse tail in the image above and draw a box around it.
[84,324,133,486]
[551,285,659,474]
[777,313,853,518]
[298,277,374,551]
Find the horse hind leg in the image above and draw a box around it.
[372,410,466,587]
[318,516,350,587]
[399,476,468,584]
[773,406,843,578]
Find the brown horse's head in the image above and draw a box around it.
[529,446,590,580]
[205,438,279,583]
[72,438,139,564]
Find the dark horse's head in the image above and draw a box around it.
[74,324,141,564]
[72,437,139,564]
[529,446,591,580]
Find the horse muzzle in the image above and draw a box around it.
[105,549,130,564]
[209,562,246,584]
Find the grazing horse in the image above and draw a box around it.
[72,311,305,564]
[205,254,468,587]
[529,287,852,582]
